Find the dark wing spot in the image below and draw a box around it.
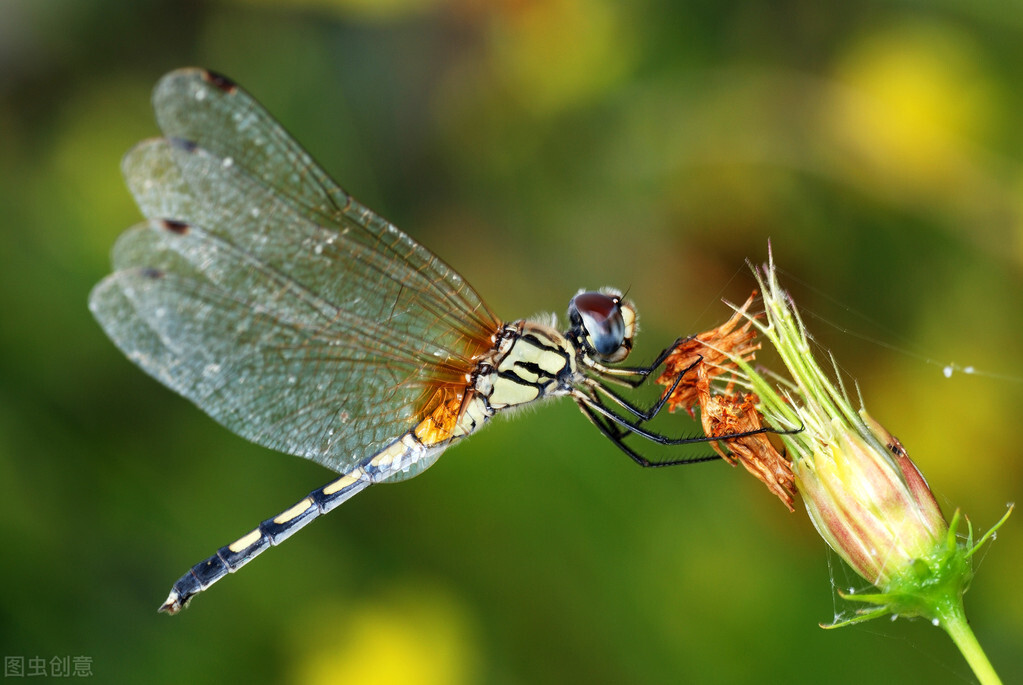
[168,137,198,153]
[201,69,238,94]
[158,219,190,235]
[140,267,164,280]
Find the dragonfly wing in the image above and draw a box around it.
[149,68,495,335]
[91,220,441,470]
[152,68,349,232]
[91,69,500,474]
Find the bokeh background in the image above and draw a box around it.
[2,0,1021,683]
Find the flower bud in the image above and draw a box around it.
[793,415,948,590]
[675,248,1013,683]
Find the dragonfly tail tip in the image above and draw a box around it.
[158,589,187,615]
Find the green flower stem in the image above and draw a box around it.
[936,598,1002,685]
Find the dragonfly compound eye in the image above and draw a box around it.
[568,291,636,362]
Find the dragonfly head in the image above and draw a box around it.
[567,289,637,364]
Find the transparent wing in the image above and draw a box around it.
[90,68,500,473]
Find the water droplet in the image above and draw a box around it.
[964,366,975,374]
[222,156,234,169]
[943,365,953,378]
[195,89,207,102]
[932,618,940,626]
[314,243,324,255]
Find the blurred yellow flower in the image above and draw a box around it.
[825,20,994,194]
[290,587,479,685]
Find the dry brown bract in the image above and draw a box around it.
[655,293,761,415]
[655,293,796,510]
[698,382,796,510]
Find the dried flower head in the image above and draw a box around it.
[655,292,761,416]
[699,385,796,511]
[655,293,796,509]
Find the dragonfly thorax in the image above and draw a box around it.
[467,321,578,416]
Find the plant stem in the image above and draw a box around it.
[936,599,1002,685]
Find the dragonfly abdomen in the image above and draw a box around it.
[158,431,437,614]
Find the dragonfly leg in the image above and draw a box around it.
[582,335,694,387]
[572,384,800,468]
[583,354,702,425]
[574,397,719,467]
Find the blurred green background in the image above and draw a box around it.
[2,0,1021,682]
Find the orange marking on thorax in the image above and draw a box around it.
[413,385,467,446]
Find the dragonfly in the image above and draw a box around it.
[90,68,768,615]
